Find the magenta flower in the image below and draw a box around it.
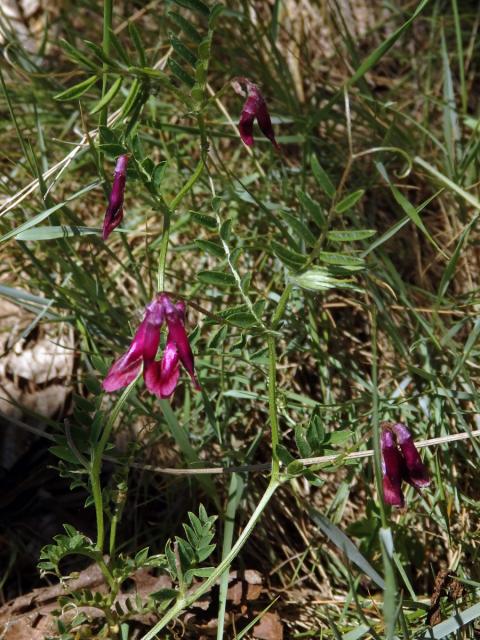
[392,423,430,489]
[380,422,430,508]
[381,429,406,508]
[233,78,279,150]
[102,154,129,240]
[102,293,200,398]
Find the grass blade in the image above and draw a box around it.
[216,472,245,640]
[418,601,480,639]
[0,181,100,244]
[308,508,385,589]
[347,0,431,87]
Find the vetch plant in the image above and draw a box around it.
[4,0,480,638]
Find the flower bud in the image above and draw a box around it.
[102,154,129,240]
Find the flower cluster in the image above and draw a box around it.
[102,293,200,398]
[381,422,430,507]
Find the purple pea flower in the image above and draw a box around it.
[233,78,279,150]
[392,423,430,489]
[381,428,406,507]
[102,154,129,241]
[380,422,430,508]
[102,293,200,398]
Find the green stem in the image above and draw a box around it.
[100,0,113,129]
[76,551,116,593]
[90,457,106,553]
[140,479,280,640]
[156,208,170,292]
[109,513,119,558]
[91,378,138,553]
[156,158,205,292]
[370,304,387,528]
[267,334,280,475]
[109,482,128,559]
[97,557,117,593]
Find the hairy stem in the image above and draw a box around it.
[370,304,388,528]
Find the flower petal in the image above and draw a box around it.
[392,423,430,489]
[102,353,142,391]
[255,96,279,149]
[382,474,405,508]
[165,303,200,391]
[102,317,148,392]
[102,297,162,393]
[381,428,405,507]
[239,105,255,146]
[144,341,180,398]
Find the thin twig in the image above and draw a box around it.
[127,428,480,476]
[1,410,478,477]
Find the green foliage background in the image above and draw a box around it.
[1,0,480,637]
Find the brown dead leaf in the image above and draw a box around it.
[0,297,74,469]
[253,611,283,640]
[0,563,172,637]
[227,570,263,605]
[0,618,50,640]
